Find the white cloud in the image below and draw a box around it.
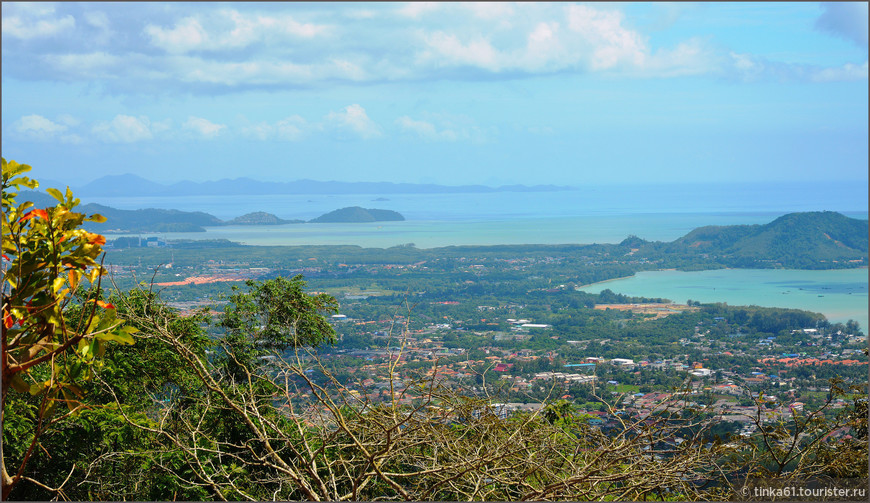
[5,2,865,95]
[183,116,226,138]
[811,60,869,82]
[2,12,75,40]
[256,12,327,38]
[275,115,309,141]
[56,114,81,127]
[42,52,121,78]
[59,134,84,145]
[326,104,382,139]
[396,116,458,141]
[84,11,110,30]
[565,5,648,70]
[144,17,209,53]
[344,9,376,20]
[464,2,515,21]
[144,10,328,54]
[421,32,501,70]
[396,113,491,143]
[241,121,273,141]
[415,4,655,74]
[397,2,441,19]
[240,115,311,141]
[12,114,86,144]
[14,114,67,138]
[725,52,869,83]
[92,115,155,143]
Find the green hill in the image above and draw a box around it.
[664,211,868,268]
[81,203,223,233]
[226,212,302,225]
[309,207,405,223]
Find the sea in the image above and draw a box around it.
[92,181,868,329]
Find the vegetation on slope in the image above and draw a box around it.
[309,206,405,223]
[226,211,303,225]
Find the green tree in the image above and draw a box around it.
[217,276,338,378]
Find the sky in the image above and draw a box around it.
[2,2,868,187]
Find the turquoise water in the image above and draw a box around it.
[577,268,869,330]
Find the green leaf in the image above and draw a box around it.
[52,276,66,294]
[29,380,51,396]
[95,329,135,345]
[46,187,64,203]
[10,373,31,393]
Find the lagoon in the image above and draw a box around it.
[576,268,869,330]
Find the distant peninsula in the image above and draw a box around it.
[309,207,405,223]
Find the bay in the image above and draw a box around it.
[576,268,869,331]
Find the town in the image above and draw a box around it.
[102,240,868,444]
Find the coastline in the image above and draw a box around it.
[575,274,639,290]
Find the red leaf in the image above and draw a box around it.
[19,209,48,222]
[2,254,9,261]
[96,300,115,309]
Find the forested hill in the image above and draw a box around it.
[646,211,868,268]
[309,207,405,223]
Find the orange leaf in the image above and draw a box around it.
[83,232,106,246]
[96,300,115,310]
[19,208,48,222]
[3,310,14,329]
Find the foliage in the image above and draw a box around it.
[1,158,136,499]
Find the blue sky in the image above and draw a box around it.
[2,2,867,186]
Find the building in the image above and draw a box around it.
[610,358,635,366]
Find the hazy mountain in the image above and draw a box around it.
[77,174,174,196]
[72,174,573,197]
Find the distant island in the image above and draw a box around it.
[226,212,303,225]
[309,207,405,223]
[20,191,406,232]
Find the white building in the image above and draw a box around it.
[610,358,635,366]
